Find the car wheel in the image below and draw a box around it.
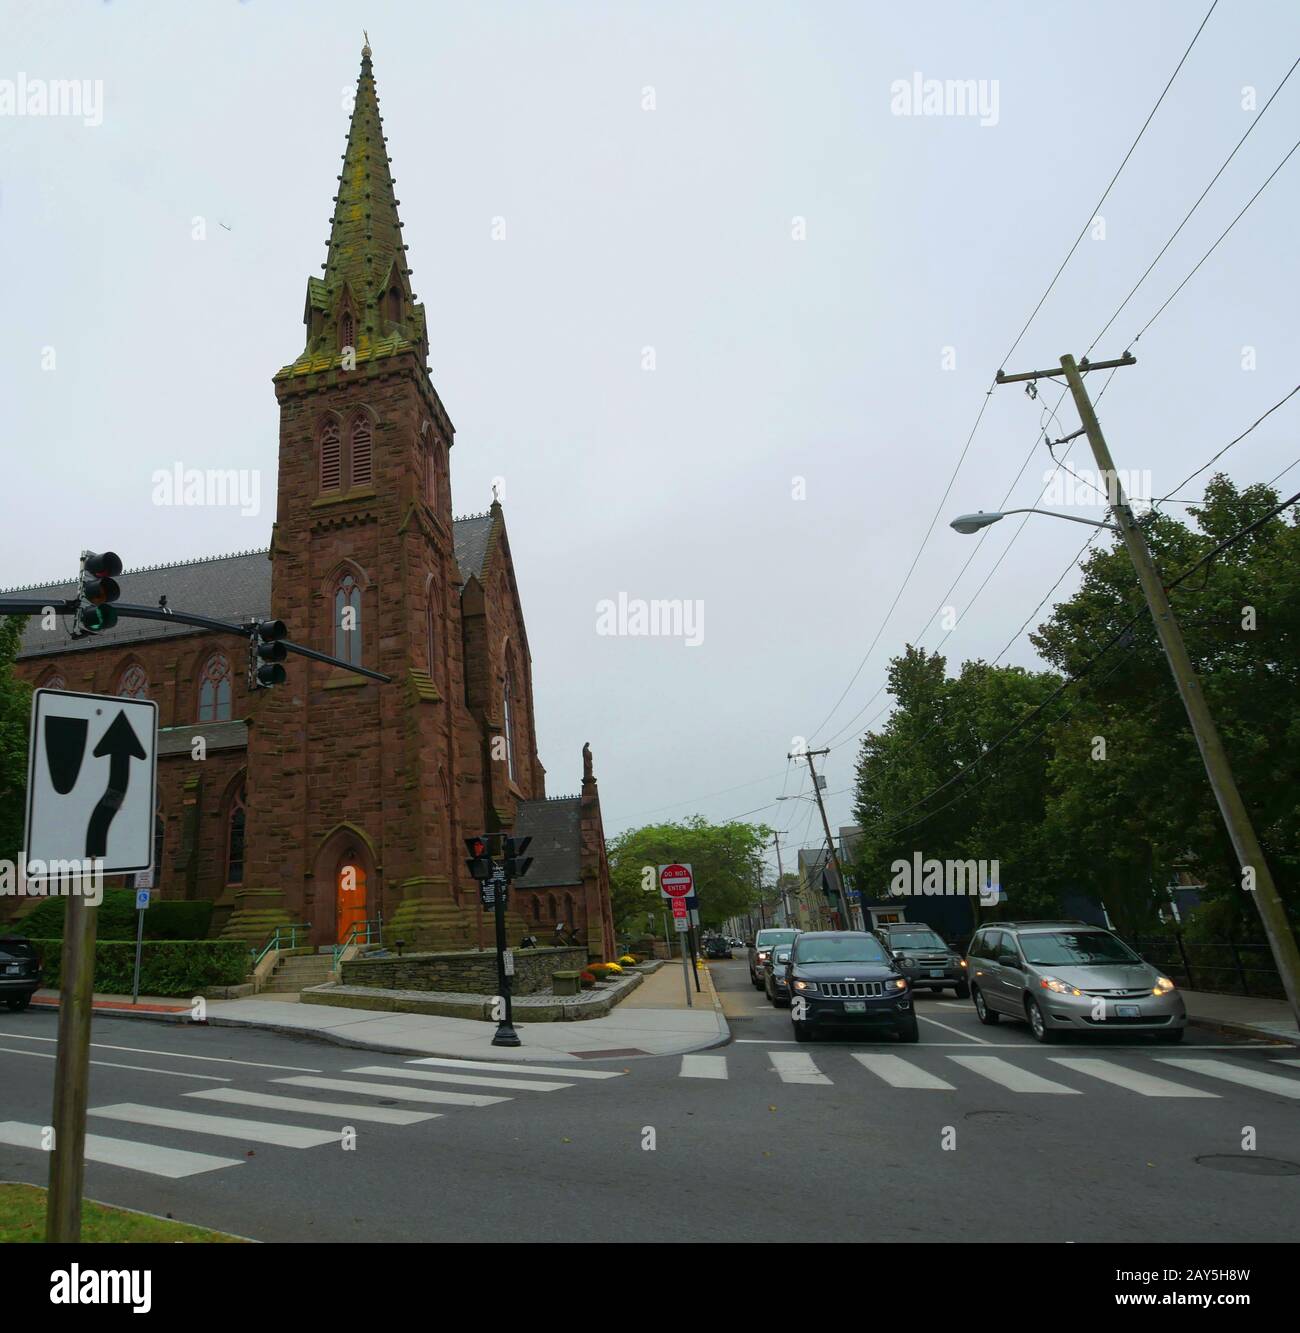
[896,1013,920,1043]
[1026,997,1057,1043]
[6,996,31,1012]
[1153,1028,1185,1044]
[973,986,999,1025]
[954,981,970,999]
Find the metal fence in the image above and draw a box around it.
[1133,936,1285,999]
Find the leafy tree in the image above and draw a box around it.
[0,616,31,870]
[606,816,771,934]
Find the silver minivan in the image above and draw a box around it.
[966,921,1186,1043]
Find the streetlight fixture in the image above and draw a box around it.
[949,508,1119,535]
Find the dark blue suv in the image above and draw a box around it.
[785,931,917,1043]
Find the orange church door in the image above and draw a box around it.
[336,860,368,945]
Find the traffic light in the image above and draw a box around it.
[464,835,494,882]
[504,834,533,881]
[76,550,122,634]
[250,619,288,688]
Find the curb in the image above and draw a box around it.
[30,997,193,1024]
[1187,1013,1299,1047]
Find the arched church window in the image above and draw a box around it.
[226,785,246,886]
[503,666,518,782]
[350,414,373,488]
[198,652,232,722]
[117,664,149,699]
[334,573,363,665]
[340,311,355,351]
[320,420,341,492]
[40,672,66,692]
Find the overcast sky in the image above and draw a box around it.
[3,0,1298,878]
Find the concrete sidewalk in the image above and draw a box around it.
[29,961,730,1063]
[1183,989,1299,1046]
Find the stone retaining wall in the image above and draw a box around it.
[340,946,587,996]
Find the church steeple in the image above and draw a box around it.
[277,40,429,380]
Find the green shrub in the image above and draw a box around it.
[27,939,247,996]
[15,891,213,942]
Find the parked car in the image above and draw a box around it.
[729,938,745,949]
[874,922,969,997]
[784,931,917,1042]
[966,921,1186,1043]
[0,938,42,1012]
[748,928,799,988]
[763,947,794,1006]
[703,936,732,959]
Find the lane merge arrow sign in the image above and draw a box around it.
[25,689,158,876]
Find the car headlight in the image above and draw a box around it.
[1152,976,1176,995]
[757,951,770,962]
[957,957,968,968]
[793,979,818,993]
[1040,976,1083,996]
[888,976,907,990]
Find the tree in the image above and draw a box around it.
[606,816,771,934]
[0,616,31,871]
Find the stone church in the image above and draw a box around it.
[7,44,617,961]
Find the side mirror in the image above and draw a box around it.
[998,953,1020,969]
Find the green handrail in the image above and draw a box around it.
[251,923,312,972]
[331,918,383,972]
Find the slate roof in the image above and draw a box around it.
[452,512,494,581]
[5,514,500,661]
[513,797,583,888]
[6,550,273,661]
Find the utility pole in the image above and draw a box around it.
[772,830,791,927]
[790,746,858,931]
[996,352,1300,1030]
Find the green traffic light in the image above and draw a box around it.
[78,605,118,632]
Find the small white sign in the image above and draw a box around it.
[504,949,515,977]
[25,690,158,875]
[674,916,689,932]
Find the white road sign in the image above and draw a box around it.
[24,689,158,875]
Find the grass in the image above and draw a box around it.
[0,1182,247,1243]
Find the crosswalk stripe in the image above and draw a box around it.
[406,1056,623,1079]
[852,1054,955,1089]
[187,1088,437,1125]
[947,1055,1080,1094]
[1156,1058,1300,1099]
[680,1055,728,1079]
[0,1120,240,1178]
[1272,1057,1300,1068]
[275,1076,508,1108]
[89,1102,343,1148]
[769,1052,832,1085]
[1048,1058,1218,1098]
[346,1064,572,1092]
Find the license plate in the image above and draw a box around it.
[4,966,18,976]
[844,1001,866,1013]
[929,969,944,977]
[1116,1004,1140,1018]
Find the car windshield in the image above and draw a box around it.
[756,931,797,948]
[1020,931,1140,966]
[889,930,945,949]
[795,937,888,965]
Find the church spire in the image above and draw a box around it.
[278,41,428,379]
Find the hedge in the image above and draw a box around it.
[16,890,213,943]
[27,939,248,996]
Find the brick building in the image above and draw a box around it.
[6,44,617,961]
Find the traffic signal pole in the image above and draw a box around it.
[996,353,1300,1030]
[489,866,520,1047]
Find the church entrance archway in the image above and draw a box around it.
[311,827,376,947]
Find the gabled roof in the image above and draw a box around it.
[513,797,583,888]
[452,511,495,582]
[6,550,273,661]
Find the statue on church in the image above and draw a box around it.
[583,742,593,784]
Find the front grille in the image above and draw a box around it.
[1081,988,1151,999]
[820,981,884,998]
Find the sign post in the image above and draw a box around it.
[131,884,151,1005]
[24,688,157,1243]
[659,863,695,1008]
[483,866,520,1047]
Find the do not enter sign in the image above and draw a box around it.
[658,863,693,899]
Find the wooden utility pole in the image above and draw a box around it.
[790,747,858,930]
[996,352,1300,1030]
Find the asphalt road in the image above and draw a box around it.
[2,960,1297,1243]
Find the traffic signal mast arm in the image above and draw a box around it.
[0,597,392,684]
